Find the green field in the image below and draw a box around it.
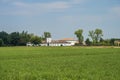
[0,47,120,80]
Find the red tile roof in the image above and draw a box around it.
[60,38,75,41]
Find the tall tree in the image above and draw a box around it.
[0,31,9,45]
[88,30,95,43]
[89,29,103,43]
[19,31,31,45]
[94,29,103,43]
[74,29,84,44]
[9,32,20,46]
[0,39,4,46]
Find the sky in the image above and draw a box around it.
[0,0,120,40]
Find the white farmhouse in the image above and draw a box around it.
[26,42,33,46]
[40,38,78,46]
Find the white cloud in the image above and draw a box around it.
[0,0,86,15]
[0,1,71,15]
[13,1,70,9]
[0,0,20,3]
[1,0,11,2]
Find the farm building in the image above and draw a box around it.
[40,38,78,46]
[26,42,33,46]
[114,40,120,46]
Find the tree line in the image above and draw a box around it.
[74,28,119,46]
[0,29,119,46]
[0,31,51,46]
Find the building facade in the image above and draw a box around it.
[40,38,78,46]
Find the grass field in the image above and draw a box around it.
[0,47,120,80]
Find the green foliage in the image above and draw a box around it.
[9,32,20,46]
[85,38,92,46]
[0,29,119,47]
[88,30,95,43]
[30,36,41,44]
[74,29,84,44]
[94,29,103,43]
[110,39,115,46]
[89,29,103,45]
[0,31,9,45]
[0,47,120,80]
[43,32,51,40]
[101,39,111,46]
[19,31,31,45]
[0,39,4,46]
[0,31,42,46]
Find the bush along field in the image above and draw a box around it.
[0,47,120,80]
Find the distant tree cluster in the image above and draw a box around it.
[75,28,119,46]
[0,29,119,47]
[0,31,51,46]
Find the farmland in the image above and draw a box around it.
[0,47,120,80]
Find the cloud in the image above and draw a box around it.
[13,1,70,9]
[0,0,11,2]
[0,0,86,15]
[0,1,71,15]
[0,0,20,3]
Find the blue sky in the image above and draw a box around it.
[0,0,120,40]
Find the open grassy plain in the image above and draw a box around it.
[0,47,120,80]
